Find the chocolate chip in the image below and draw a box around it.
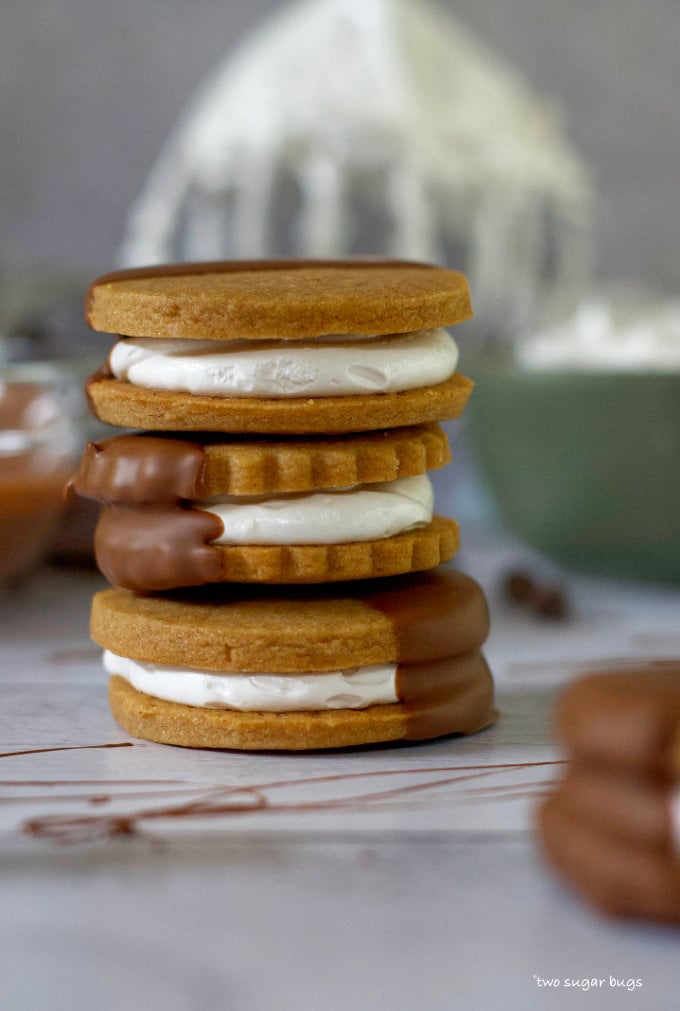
[502,568,569,620]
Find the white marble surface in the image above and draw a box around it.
[1,546,679,1009]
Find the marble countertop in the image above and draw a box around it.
[1,530,679,1009]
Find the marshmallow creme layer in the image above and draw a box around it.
[104,650,399,711]
[195,475,433,544]
[108,329,459,398]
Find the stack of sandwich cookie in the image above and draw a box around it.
[74,259,496,750]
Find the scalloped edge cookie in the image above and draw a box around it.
[93,513,459,590]
[72,424,451,499]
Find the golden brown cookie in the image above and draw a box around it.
[71,425,450,502]
[91,567,490,672]
[96,567,495,750]
[93,510,459,590]
[86,260,472,340]
[86,371,473,435]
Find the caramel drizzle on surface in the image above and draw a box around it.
[7,760,564,846]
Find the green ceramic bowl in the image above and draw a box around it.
[467,369,680,583]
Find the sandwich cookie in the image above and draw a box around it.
[92,567,497,750]
[71,428,458,589]
[85,260,474,434]
[537,664,680,922]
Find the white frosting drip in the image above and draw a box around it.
[195,474,433,544]
[104,650,399,711]
[519,293,680,372]
[119,0,592,345]
[108,328,458,397]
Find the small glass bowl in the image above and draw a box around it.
[0,362,83,586]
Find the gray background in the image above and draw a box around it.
[1,0,679,289]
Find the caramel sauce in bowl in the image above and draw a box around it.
[0,364,81,585]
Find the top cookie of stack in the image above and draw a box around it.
[78,259,473,590]
[85,259,473,434]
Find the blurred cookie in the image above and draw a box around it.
[92,567,496,750]
[538,795,680,923]
[537,664,680,923]
[553,663,680,778]
[555,762,675,850]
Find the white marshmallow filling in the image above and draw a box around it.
[104,650,399,711]
[194,474,434,544]
[108,328,459,398]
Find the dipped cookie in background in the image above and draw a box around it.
[537,664,680,924]
[74,258,496,750]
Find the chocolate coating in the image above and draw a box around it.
[366,568,489,662]
[71,434,209,504]
[396,650,495,740]
[538,794,680,923]
[555,664,680,780]
[95,505,225,591]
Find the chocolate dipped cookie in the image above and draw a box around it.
[92,567,496,750]
[537,664,680,923]
[72,427,457,590]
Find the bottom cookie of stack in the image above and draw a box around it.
[92,568,496,751]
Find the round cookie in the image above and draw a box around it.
[86,260,473,341]
[93,567,495,750]
[86,370,473,435]
[72,427,458,590]
[553,663,680,778]
[71,425,452,499]
[84,259,473,434]
[91,567,490,671]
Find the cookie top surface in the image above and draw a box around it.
[86,260,472,340]
[91,567,490,672]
